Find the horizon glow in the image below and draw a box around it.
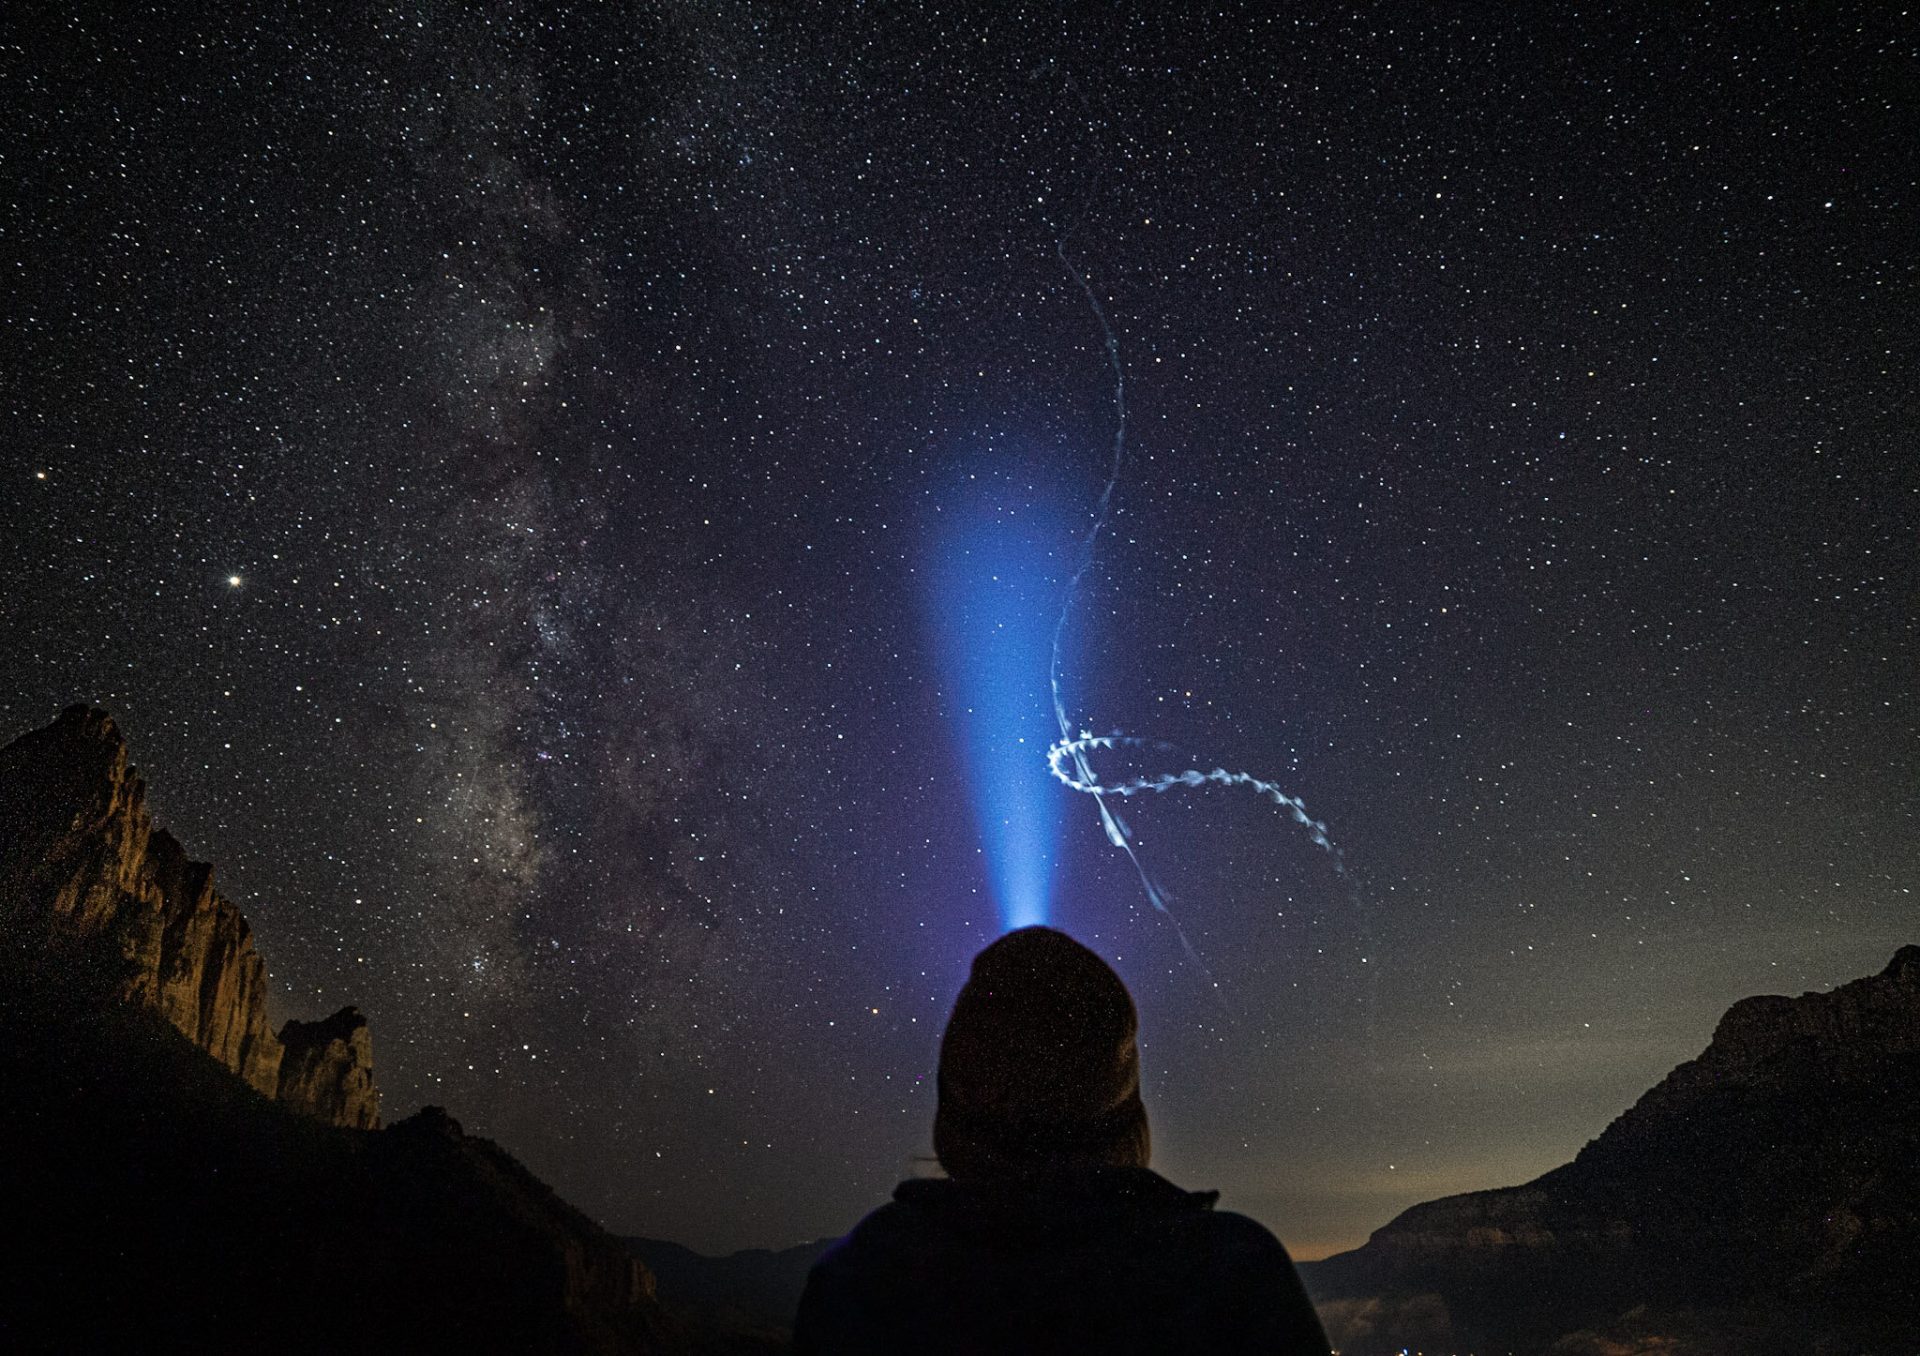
[929,492,1064,932]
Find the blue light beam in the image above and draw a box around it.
[929,496,1066,931]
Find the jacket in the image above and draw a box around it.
[793,1165,1331,1354]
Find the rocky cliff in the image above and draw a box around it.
[1305,947,1920,1354]
[279,1005,381,1130]
[1607,944,1920,1132]
[0,707,771,1354]
[0,706,377,1127]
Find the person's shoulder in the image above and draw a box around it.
[1202,1208,1294,1255]
[810,1201,900,1266]
[795,1202,915,1356]
[796,1189,971,1351]
[1170,1208,1331,1351]
[805,1190,940,1283]
[1169,1205,1302,1273]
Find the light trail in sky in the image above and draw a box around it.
[1046,240,1345,966]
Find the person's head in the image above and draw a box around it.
[933,925,1149,1179]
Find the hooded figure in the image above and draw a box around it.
[794,926,1330,1354]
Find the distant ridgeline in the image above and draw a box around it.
[0,707,772,1355]
[1303,945,1920,1354]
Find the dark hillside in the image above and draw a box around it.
[0,707,768,1355]
[0,964,686,1354]
[1302,947,1920,1354]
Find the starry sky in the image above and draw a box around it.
[3,5,1915,1260]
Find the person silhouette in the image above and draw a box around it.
[794,925,1331,1354]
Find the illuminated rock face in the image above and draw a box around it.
[278,1005,381,1130]
[0,705,375,1127]
[0,708,681,1352]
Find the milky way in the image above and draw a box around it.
[3,5,1915,1257]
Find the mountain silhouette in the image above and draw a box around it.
[1302,947,1920,1353]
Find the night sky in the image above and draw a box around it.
[3,6,1914,1260]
